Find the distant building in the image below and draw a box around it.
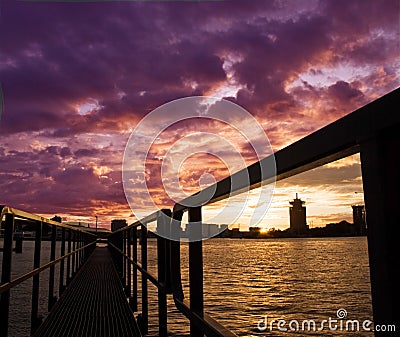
[229,228,241,238]
[289,193,308,235]
[352,205,366,235]
[179,223,228,239]
[248,227,262,238]
[111,219,127,232]
[202,223,227,238]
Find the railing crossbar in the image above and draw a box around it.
[0,241,96,294]
[108,242,161,288]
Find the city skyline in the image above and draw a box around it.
[0,0,399,230]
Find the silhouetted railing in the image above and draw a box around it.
[110,87,399,337]
[0,206,96,336]
[108,209,238,337]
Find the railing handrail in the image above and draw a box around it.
[174,87,400,213]
[0,205,97,235]
[122,87,400,219]
[111,209,160,234]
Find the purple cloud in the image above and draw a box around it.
[0,0,399,225]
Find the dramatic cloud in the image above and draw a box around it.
[0,0,399,228]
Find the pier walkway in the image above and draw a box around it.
[33,246,141,337]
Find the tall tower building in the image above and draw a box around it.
[352,205,366,235]
[289,193,308,235]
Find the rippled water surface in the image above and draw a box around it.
[145,237,372,336]
[1,237,372,336]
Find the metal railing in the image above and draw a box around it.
[0,206,97,336]
[108,208,238,337]
[109,87,400,337]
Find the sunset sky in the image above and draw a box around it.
[1,0,399,230]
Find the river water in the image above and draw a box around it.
[1,237,372,336]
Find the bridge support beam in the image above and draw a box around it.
[360,125,399,335]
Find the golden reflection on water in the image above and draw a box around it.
[147,237,371,336]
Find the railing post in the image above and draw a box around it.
[83,233,92,262]
[0,213,15,336]
[91,235,96,255]
[122,231,126,288]
[126,228,132,298]
[80,233,83,264]
[188,206,204,337]
[360,128,400,333]
[157,209,171,337]
[78,232,81,265]
[83,233,87,262]
[48,224,57,311]
[170,210,184,301]
[59,228,66,295]
[78,232,82,268]
[140,224,148,334]
[66,229,72,284]
[130,226,138,312]
[71,231,76,277]
[115,231,123,277]
[31,221,43,334]
[77,232,80,269]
